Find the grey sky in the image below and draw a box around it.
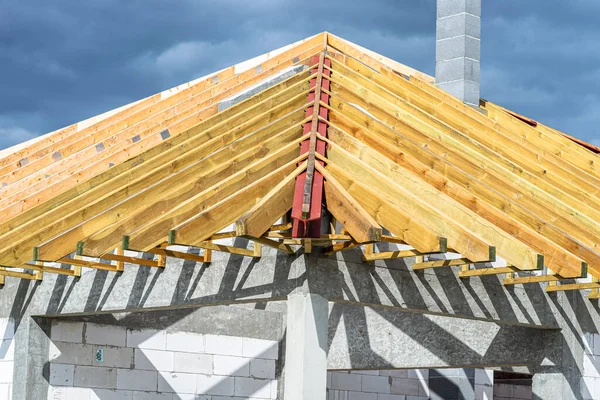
[1,0,599,150]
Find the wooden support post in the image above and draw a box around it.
[253,244,262,258]
[364,244,374,260]
[116,245,125,272]
[305,239,312,254]
[589,289,600,300]
[204,249,212,263]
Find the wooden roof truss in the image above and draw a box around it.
[1,32,600,298]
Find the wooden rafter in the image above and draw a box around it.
[1,31,600,300]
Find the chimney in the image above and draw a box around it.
[436,0,481,107]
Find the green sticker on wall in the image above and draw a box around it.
[95,348,104,363]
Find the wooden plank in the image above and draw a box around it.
[326,63,600,244]
[458,266,519,278]
[0,267,43,281]
[413,258,472,270]
[323,240,361,256]
[195,242,256,258]
[248,236,294,254]
[43,117,306,261]
[323,98,588,277]
[3,84,310,266]
[333,55,600,200]
[504,275,563,285]
[324,125,550,272]
[146,247,207,263]
[323,164,446,254]
[235,162,303,238]
[100,254,162,268]
[124,154,306,255]
[22,263,78,277]
[326,33,435,83]
[546,282,600,292]
[325,153,499,265]
[316,162,382,243]
[58,257,121,273]
[0,36,323,190]
[363,249,441,262]
[168,161,306,249]
[0,67,313,237]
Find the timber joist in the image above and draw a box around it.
[2,33,600,300]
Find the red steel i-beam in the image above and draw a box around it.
[291,54,331,238]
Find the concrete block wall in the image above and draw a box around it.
[580,333,600,400]
[0,318,14,400]
[327,369,494,400]
[493,384,531,400]
[47,320,278,400]
[327,369,429,400]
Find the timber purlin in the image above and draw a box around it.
[1,32,600,299]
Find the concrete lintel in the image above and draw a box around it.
[327,302,561,371]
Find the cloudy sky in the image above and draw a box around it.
[1,0,599,150]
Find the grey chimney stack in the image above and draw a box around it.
[436,0,481,107]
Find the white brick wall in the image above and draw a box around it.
[47,321,278,399]
[0,318,14,400]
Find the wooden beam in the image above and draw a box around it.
[168,161,306,249]
[413,258,472,271]
[325,159,496,263]
[196,241,257,258]
[323,100,585,277]
[146,247,207,263]
[316,162,382,243]
[1,75,312,266]
[0,267,43,281]
[504,264,588,285]
[546,282,600,293]
[363,248,443,262]
[0,33,322,187]
[0,42,322,198]
[235,164,302,238]
[458,266,519,278]
[58,257,121,273]
[22,262,78,277]
[32,109,308,262]
[247,236,294,254]
[323,240,361,256]
[99,254,163,268]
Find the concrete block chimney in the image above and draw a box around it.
[436,0,481,107]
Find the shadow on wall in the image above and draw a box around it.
[4,238,600,398]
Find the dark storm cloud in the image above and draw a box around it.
[0,0,599,150]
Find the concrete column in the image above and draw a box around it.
[283,293,328,400]
[436,0,481,106]
[12,317,51,400]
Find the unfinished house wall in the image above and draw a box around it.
[326,368,493,400]
[0,318,14,400]
[581,333,600,400]
[493,383,532,400]
[46,318,279,399]
[327,369,429,399]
